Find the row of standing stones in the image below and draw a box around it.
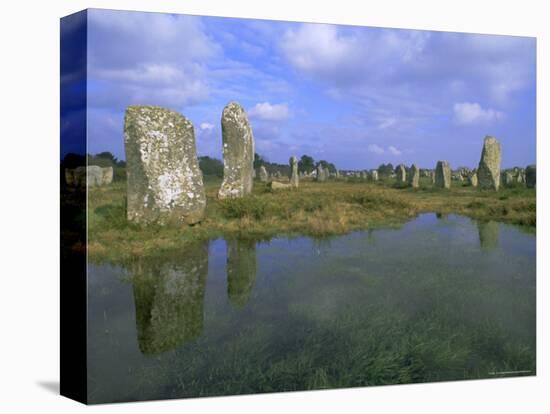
[391,136,536,191]
[67,101,536,226]
[65,166,113,188]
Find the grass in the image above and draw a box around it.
[82,176,536,262]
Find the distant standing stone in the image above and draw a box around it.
[469,172,478,187]
[259,165,268,183]
[430,170,436,184]
[124,105,206,225]
[371,170,379,181]
[477,135,501,191]
[289,156,299,188]
[101,166,114,185]
[218,102,255,199]
[64,169,75,186]
[396,164,406,183]
[525,165,536,188]
[409,164,420,188]
[435,161,451,189]
[316,165,326,182]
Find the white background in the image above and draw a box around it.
[0,0,547,412]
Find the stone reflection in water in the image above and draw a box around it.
[478,220,499,251]
[227,239,257,307]
[130,242,209,354]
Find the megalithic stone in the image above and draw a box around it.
[124,105,206,225]
[435,161,451,189]
[477,135,501,191]
[409,164,420,188]
[396,164,406,183]
[259,165,268,183]
[218,102,255,199]
[289,156,299,188]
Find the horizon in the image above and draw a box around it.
[63,9,536,170]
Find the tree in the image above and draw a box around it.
[298,155,315,173]
[254,153,267,169]
[198,156,223,177]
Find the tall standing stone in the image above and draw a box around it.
[371,170,379,181]
[259,165,268,183]
[396,164,406,183]
[289,156,299,188]
[435,161,451,189]
[525,165,536,188]
[477,135,501,191]
[124,105,206,225]
[408,164,420,188]
[218,102,255,199]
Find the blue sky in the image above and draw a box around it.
[84,8,536,170]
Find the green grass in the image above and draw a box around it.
[81,177,536,262]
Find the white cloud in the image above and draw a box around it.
[453,102,504,124]
[367,144,401,156]
[248,102,289,121]
[377,117,397,129]
[200,122,214,131]
[388,146,402,156]
[367,144,385,154]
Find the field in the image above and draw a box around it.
[81,176,536,263]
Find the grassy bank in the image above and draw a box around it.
[85,177,536,262]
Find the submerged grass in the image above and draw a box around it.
[84,177,536,262]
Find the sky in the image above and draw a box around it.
[81,8,535,170]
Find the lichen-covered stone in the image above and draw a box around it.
[525,165,536,188]
[371,170,379,181]
[101,166,113,185]
[259,165,268,183]
[289,156,299,188]
[408,164,419,188]
[218,102,255,199]
[124,105,206,225]
[435,161,451,189]
[477,136,501,191]
[396,164,406,183]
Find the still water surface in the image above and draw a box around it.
[87,213,536,403]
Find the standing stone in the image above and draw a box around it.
[218,102,255,199]
[360,171,367,180]
[525,165,536,188]
[259,165,268,183]
[316,164,326,182]
[408,164,420,188]
[516,170,526,185]
[435,161,451,189]
[101,166,113,185]
[469,172,478,187]
[124,105,206,225]
[64,169,75,186]
[289,156,299,188]
[502,171,514,187]
[371,170,379,181]
[72,165,103,188]
[396,164,406,183]
[477,135,501,191]
[430,170,436,184]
